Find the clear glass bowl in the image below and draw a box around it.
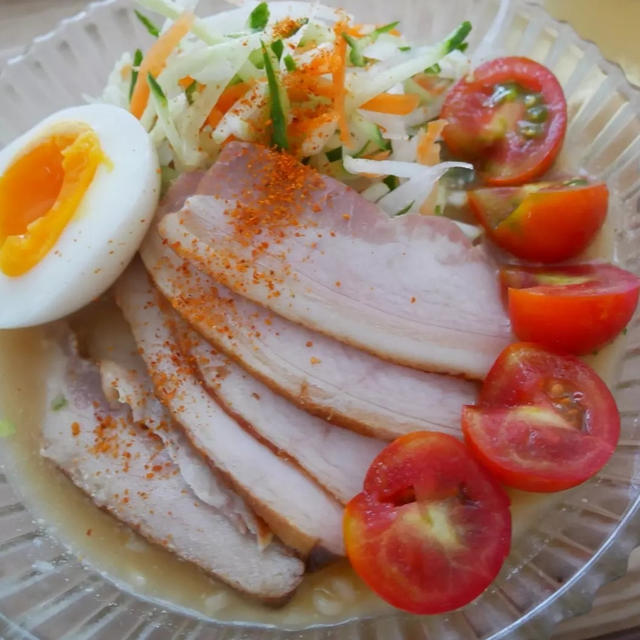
[1,0,640,638]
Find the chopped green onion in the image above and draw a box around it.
[342,33,366,67]
[353,141,371,158]
[128,48,143,101]
[394,201,415,216]
[445,20,471,54]
[458,42,469,52]
[373,21,400,36]
[249,2,270,30]
[326,147,343,162]
[434,204,443,215]
[261,42,288,150]
[383,175,399,191]
[229,74,244,86]
[147,72,168,107]
[271,39,284,60]
[185,79,198,105]
[425,62,441,75]
[284,54,297,71]
[135,10,160,37]
[0,418,15,438]
[399,46,412,52]
[249,48,265,69]
[51,394,67,411]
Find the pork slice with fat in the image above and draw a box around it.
[115,261,345,558]
[159,142,512,379]
[179,326,385,504]
[141,231,478,440]
[99,355,270,544]
[41,329,304,602]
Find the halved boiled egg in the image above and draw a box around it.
[0,104,159,329]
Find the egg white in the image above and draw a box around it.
[0,104,160,329]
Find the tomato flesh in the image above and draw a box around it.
[441,57,567,186]
[344,432,511,615]
[468,180,608,262]
[501,264,640,354]
[462,343,620,492]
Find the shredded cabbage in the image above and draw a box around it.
[103,0,484,225]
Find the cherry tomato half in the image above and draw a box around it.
[462,343,620,492]
[468,180,608,262]
[501,264,640,354]
[344,431,511,615]
[441,57,567,186]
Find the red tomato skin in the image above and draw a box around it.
[465,343,620,492]
[468,183,608,262]
[344,432,511,615]
[462,405,617,492]
[502,264,640,354]
[441,57,567,186]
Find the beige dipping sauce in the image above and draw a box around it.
[0,285,625,627]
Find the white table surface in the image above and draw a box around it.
[1,2,640,639]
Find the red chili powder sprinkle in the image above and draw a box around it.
[71,422,80,437]
[272,17,305,39]
[225,149,324,251]
[305,341,313,348]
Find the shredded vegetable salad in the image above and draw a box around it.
[102,0,483,223]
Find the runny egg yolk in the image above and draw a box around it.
[0,123,109,277]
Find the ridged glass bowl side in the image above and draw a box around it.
[1,1,640,638]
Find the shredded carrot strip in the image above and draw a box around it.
[178,75,195,89]
[365,149,392,161]
[286,76,335,102]
[414,73,449,95]
[361,92,420,115]
[388,28,402,36]
[417,118,447,166]
[332,23,350,147]
[344,24,365,37]
[216,82,253,113]
[206,108,224,129]
[204,82,253,129]
[418,119,448,214]
[130,12,194,119]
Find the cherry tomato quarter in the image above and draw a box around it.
[501,264,640,354]
[343,431,511,615]
[441,57,567,186]
[463,343,620,492]
[468,180,608,262]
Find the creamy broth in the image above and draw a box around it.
[0,240,625,628]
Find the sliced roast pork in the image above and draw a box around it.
[99,356,268,543]
[158,142,512,379]
[41,330,304,602]
[115,262,345,557]
[179,326,385,504]
[141,225,477,440]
